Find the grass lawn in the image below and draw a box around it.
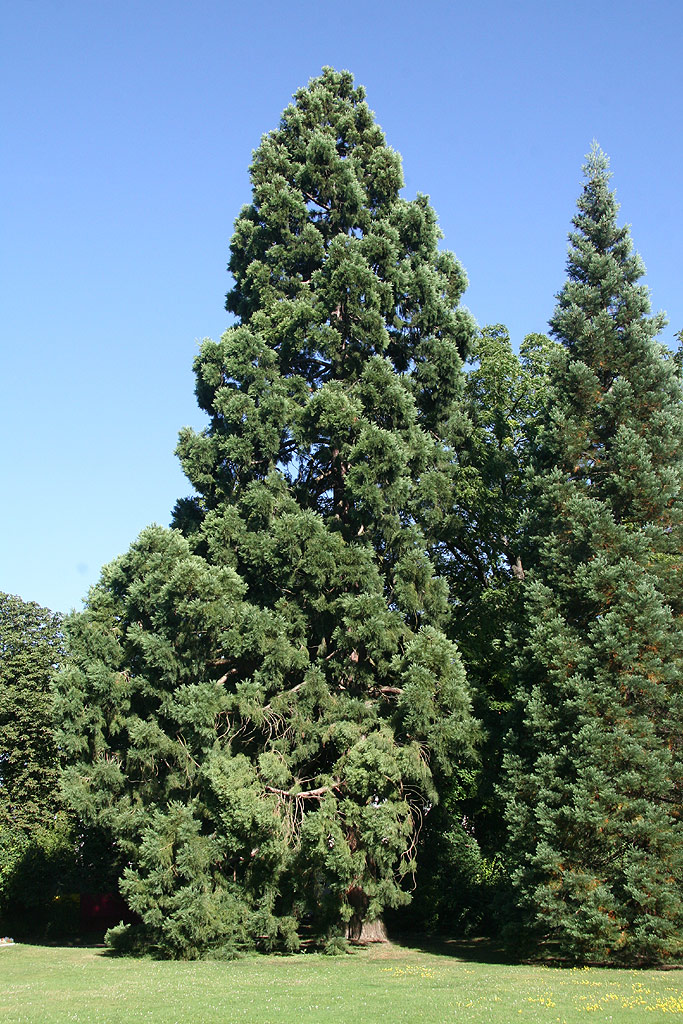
[1,939,682,1024]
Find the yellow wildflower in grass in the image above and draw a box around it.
[526,994,557,1008]
[380,964,437,980]
[650,994,683,1014]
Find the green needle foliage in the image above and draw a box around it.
[55,69,480,958]
[502,146,683,962]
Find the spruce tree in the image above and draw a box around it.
[503,146,683,962]
[56,69,480,956]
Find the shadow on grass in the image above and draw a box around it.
[0,926,109,951]
[387,930,527,965]
[10,938,108,950]
[387,931,683,972]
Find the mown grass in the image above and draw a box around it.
[1,939,682,1023]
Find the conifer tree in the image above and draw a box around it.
[503,146,683,962]
[56,69,480,956]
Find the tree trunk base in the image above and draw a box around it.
[347,917,388,943]
[346,886,388,943]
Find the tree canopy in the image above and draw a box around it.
[502,146,683,961]
[55,68,481,958]
[37,77,683,964]
[0,593,62,839]
[0,592,67,924]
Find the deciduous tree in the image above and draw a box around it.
[0,592,69,929]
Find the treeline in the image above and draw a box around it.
[2,68,682,963]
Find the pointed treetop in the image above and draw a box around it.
[549,144,661,368]
[584,139,610,178]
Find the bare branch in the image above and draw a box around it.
[263,681,306,709]
[303,191,331,212]
[216,668,238,686]
[265,784,336,800]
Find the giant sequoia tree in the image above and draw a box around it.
[503,147,683,961]
[56,69,479,957]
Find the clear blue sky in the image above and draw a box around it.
[2,0,682,614]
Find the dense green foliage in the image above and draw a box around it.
[502,147,683,961]
[0,593,62,834]
[441,328,560,843]
[55,68,480,958]
[0,593,69,928]
[14,75,680,965]
[0,593,115,938]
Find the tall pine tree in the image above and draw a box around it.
[56,69,480,956]
[503,146,683,962]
